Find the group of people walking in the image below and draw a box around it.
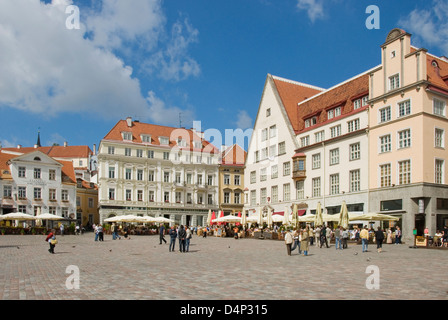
[159,224,193,253]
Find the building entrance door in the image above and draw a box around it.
[415,214,425,236]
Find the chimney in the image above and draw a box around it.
[34,144,38,149]
[93,144,97,155]
[17,145,22,149]
[126,117,133,127]
[64,141,68,147]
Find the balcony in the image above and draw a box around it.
[292,154,306,181]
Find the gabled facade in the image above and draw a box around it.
[244,75,324,218]
[0,150,77,219]
[98,117,220,227]
[219,144,247,215]
[368,28,448,240]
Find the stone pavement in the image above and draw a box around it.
[0,233,447,300]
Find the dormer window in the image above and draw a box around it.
[177,138,187,147]
[159,137,169,145]
[304,116,317,128]
[122,132,132,141]
[327,107,341,120]
[193,141,202,149]
[141,134,151,143]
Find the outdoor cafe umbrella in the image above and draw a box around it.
[35,207,42,227]
[257,207,263,227]
[206,209,212,226]
[104,215,128,223]
[236,212,241,226]
[142,216,158,223]
[214,215,242,224]
[0,212,37,221]
[241,211,247,226]
[153,216,174,223]
[209,211,217,225]
[292,204,298,228]
[338,201,350,229]
[38,213,64,221]
[314,202,324,226]
[266,208,273,228]
[299,214,316,223]
[350,212,399,222]
[246,215,259,223]
[283,206,290,225]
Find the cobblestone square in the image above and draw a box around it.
[0,234,447,301]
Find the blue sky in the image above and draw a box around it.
[0,0,447,152]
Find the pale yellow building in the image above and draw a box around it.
[76,178,99,228]
[368,28,448,240]
[219,144,247,216]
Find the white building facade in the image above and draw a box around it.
[98,118,220,226]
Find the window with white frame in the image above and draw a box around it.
[315,131,325,143]
[350,169,360,192]
[283,162,291,176]
[296,181,304,200]
[312,177,321,197]
[125,189,132,201]
[350,143,361,161]
[398,160,411,185]
[125,148,131,156]
[163,171,170,183]
[389,74,400,90]
[348,119,360,132]
[125,168,132,180]
[34,168,41,179]
[261,188,267,204]
[250,171,256,184]
[49,169,56,181]
[398,129,411,149]
[149,190,155,202]
[18,166,26,178]
[312,153,321,169]
[108,188,115,200]
[224,174,230,185]
[380,135,391,153]
[269,125,277,138]
[18,186,26,198]
[261,147,268,160]
[260,168,267,181]
[398,100,411,117]
[34,187,42,200]
[61,190,68,201]
[278,142,286,155]
[330,125,341,138]
[122,132,132,141]
[330,148,339,165]
[354,99,361,110]
[234,192,241,204]
[234,175,240,185]
[283,183,290,201]
[250,190,256,206]
[269,145,277,158]
[159,137,169,145]
[3,185,12,198]
[49,188,56,201]
[163,152,170,160]
[261,128,268,141]
[435,128,445,148]
[137,190,143,202]
[108,166,115,179]
[136,149,143,158]
[164,192,170,202]
[224,192,230,204]
[108,146,115,155]
[271,165,278,179]
[379,106,391,123]
[330,174,339,195]
[435,159,444,184]
[271,186,278,203]
[380,164,391,187]
[147,150,154,158]
[362,96,369,107]
[254,151,259,163]
[141,135,151,143]
[301,136,310,147]
[148,170,154,182]
[334,107,341,117]
[434,98,446,117]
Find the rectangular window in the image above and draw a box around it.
[261,147,268,160]
[435,159,444,184]
[208,194,213,205]
[3,185,12,198]
[380,135,391,153]
[260,168,267,182]
[278,142,286,155]
[312,153,321,169]
[347,119,360,132]
[283,162,291,176]
[254,151,259,163]
[350,143,361,161]
[271,165,278,179]
[160,137,169,145]
[234,192,240,204]
[301,136,310,147]
[269,145,277,158]
[88,198,94,208]
[125,148,131,157]
[269,125,277,138]
[164,192,170,203]
[224,192,230,204]
[381,199,402,211]
[283,183,290,201]
[398,160,411,185]
[123,132,132,141]
[271,186,278,203]
[18,166,26,178]
[61,189,68,201]
[163,152,170,160]
[296,181,304,200]
[398,129,411,149]
[312,178,321,197]
[327,109,334,120]
[125,168,132,180]
[109,188,115,200]
[137,169,143,181]
[260,188,267,204]
[350,169,361,192]
[330,174,339,195]
[398,100,411,117]
[147,150,154,158]
[250,171,256,184]
[136,149,143,158]
[261,128,268,141]
[207,175,213,186]
[34,168,41,179]
[148,170,154,182]
[354,99,361,110]
[435,128,445,148]
[434,98,446,116]
[224,174,230,185]
[330,125,341,138]
[250,190,256,206]
[186,173,192,184]
[137,190,143,202]
[315,131,325,143]
[18,186,26,198]
[163,172,170,183]
[49,189,56,201]
[389,74,400,90]
[379,106,391,123]
[234,175,240,185]
[380,164,391,187]
[49,169,56,181]
[149,191,155,202]
[108,166,115,179]
[108,146,115,155]
[197,174,203,185]
[330,148,339,165]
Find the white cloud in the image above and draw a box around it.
[235,110,253,130]
[0,0,197,124]
[398,0,448,53]
[296,0,324,23]
[146,91,194,127]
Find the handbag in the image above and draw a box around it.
[50,239,58,245]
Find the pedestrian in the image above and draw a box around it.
[443,225,448,247]
[233,226,239,239]
[159,223,167,245]
[360,226,369,252]
[291,228,301,254]
[186,227,192,252]
[386,228,393,244]
[309,227,314,246]
[301,227,310,256]
[315,226,321,247]
[45,229,57,254]
[94,224,99,241]
[203,226,207,238]
[169,226,177,252]
[326,226,332,248]
[334,226,342,250]
[75,224,80,235]
[320,226,329,248]
[375,226,385,253]
[178,225,187,252]
[394,226,402,244]
[98,224,104,241]
[111,223,116,240]
[284,230,293,256]
[60,223,64,236]
[342,228,349,249]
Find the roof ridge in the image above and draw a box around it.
[271,75,326,92]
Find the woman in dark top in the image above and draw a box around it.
[375,226,385,253]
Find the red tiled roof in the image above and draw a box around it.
[272,76,324,132]
[57,160,76,185]
[221,144,247,166]
[1,145,92,158]
[294,73,370,134]
[426,55,448,91]
[0,152,15,179]
[103,119,219,154]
